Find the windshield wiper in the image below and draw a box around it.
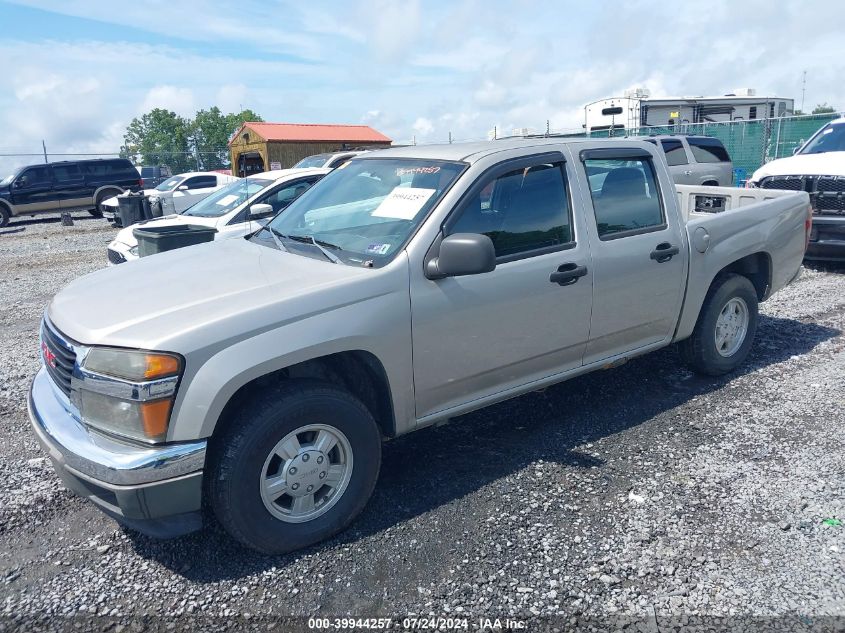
[262,226,288,253]
[279,233,343,264]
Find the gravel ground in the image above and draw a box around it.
[1,213,844,632]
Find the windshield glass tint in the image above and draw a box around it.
[262,158,465,265]
[181,178,272,217]
[0,173,14,186]
[293,154,331,168]
[801,122,845,154]
[155,176,183,192]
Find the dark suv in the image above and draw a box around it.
[0,158,141,227]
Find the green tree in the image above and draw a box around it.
[812,103,836,114]
[121,108,192,172]
[191,108,264,170]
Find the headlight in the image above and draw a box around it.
[129,245,139,257]
[78,348,182,443]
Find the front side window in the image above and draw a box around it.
[660,140,688,166]
[262,178,320,214]
[584,158,664,239]
[688,138,730,163]
[17,166,50,187]
[448,163,572,258]
[260,158,465,265]
[182,177,274,217]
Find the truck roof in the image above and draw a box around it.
[362,137,652,164]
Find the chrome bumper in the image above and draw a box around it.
[28,368,207,536]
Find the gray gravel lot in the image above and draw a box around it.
[1,212,844,631]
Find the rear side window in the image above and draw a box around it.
[688,138,730,163]
[583,158,665,239]
[660,140,688,166]
[182,176,218,190]
[448,163,572,258]
[52,164,81,181]
[81,161,110,177]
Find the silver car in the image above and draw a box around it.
[639,135,734,186]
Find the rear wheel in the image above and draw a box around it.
[679,273,759,376]
[208,380,382,554]
[92,189,119,218]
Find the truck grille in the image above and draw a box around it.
[40,320,77,397]
[107,248,127,265]
[759,175,845,215]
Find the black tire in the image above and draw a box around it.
[0,204,9,228]
[92,189,119,218]
[679,273,759,376]
[88,209,103,218]
[207,380,382,554]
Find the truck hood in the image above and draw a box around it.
[112,214,219,247]
[48,237,379,350]
[752,151,845,180]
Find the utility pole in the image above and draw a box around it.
[801,70,807,114]
[412,135,416,146]
[546,119,550,137]
[448,131,452,144]
[42,140,48,164]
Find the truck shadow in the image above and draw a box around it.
[0,212,104,233]
[125,313,839,581]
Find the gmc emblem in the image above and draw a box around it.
[41,341,57,368]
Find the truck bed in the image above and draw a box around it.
[672,184,810,342]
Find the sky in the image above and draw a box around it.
[0,0,842,174]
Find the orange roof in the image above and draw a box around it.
[232,122,391,145]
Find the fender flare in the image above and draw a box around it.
[0,198,13,218]
[93,185,124,205]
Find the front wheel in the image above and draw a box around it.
[679,273,759,376]
[0,205,10,228]
[208,380,382,554]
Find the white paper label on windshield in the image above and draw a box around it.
[216,194,240,206]
[371,187,435,220]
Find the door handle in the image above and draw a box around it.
[549,263,587,286]
[650,242,680,263]
[683,170,692,176]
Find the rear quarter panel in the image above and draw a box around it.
[674,192,808,341]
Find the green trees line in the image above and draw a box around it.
[120,107,263,173]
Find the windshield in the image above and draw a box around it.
[800,122,845,154]
[181,177,273,217]
[293,154,330,168]
[155,176,184,192]
[259,158,465,266]
[0,173,15,186]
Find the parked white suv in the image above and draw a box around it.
[106,168,329,264]
[101,171,238,222]
[293,151,368,169]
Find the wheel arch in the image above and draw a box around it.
[0,198,14,218]
[205,350,397,442]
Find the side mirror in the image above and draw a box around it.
[177,185,189,191]
[249,203,274,219]
[425,233,496,279]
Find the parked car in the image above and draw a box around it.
[0,158,141,227]
[749,116,845,261]
[292,150,368,169]
[638,135,733,186]
[136,165,172,189]
[29,139,810,553]
[106,168,330,264]
[100,171,238,224]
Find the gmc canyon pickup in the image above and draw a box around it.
[29,139,811,553]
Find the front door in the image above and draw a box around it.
[11,165,55,214]
[410,155,593,419]
[579,149,687,364]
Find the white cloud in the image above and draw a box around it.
[412,117,434,137]
[140,85,196,117]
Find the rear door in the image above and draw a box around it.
[578,147,687,364]
[51,163,88,209]
[410,153,594,418]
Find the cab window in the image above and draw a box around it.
[448,163,572,259]
[583,158,665,239]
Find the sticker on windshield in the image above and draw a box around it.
[396,166,441,176]
[371,187,435,220]
[216,194,240,206]
[366,243,391,255]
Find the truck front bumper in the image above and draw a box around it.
[806,216,845,262]
[27,368,207,538]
